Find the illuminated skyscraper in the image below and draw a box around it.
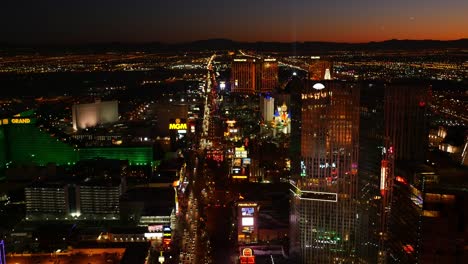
[231,58,256,94]
[231,58,278,94]
[256,58,279,93]
[290,80,360,263]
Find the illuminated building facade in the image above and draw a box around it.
[0,116,78,167]
[238,202,259,244]
[25,184,68,219]
[256,58,279,93]
[260,95,274,122]
[25,179,122,221]
[155,104,188,136]
[0,113,154,169]
[72,100,119,130]
[290,81,360,263]
[78,146,153,166]
[168,118,189,151]
[231,58,256,94]
[308,58,333,81]
[79,183,121,219]
[231,58,278,94]
[231,146,250,181]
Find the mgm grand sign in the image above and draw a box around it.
[169,118,187,130]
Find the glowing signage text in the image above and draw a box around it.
[169,123,187,130]
[11,118,31,124]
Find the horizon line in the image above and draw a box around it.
[1,38,467,46]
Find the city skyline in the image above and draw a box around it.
[1,0,468,44]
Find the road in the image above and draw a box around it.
[206,205,235,264]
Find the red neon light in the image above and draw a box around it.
[396,176,407,184]
[419,101,426,107]
[240,256,255,264]
[403,244,414,254]
[381,160,388,167]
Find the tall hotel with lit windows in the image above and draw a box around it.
[231,58,278,94]
[290,80,360,263]
[256,58,278,93]
[231,58,256,94]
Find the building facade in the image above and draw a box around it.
[356,81,432,263]
[231,58,256,94]
[231,58,278,94]
[256,58,279,93]
[72,100,119,130]
[25,179,122,221]
[290,81,360,263]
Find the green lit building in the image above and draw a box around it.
[78,147,153,166]
[0,112,154,170]
[0,116,78,168]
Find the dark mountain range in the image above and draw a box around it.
[0,38,467,54]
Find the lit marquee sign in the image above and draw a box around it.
[1,118,36,125]
[11,118,31,124]
[169,119,187,130]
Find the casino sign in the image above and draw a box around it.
[169,118,187,130]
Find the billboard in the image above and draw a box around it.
[233,158,242,167]
[169,118,187,130]
[241,207,254,216]
[242,226,254,233]
[242,217,254,226]
[235,146,248,158]
[148,225,164,232]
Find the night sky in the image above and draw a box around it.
[1,0,467,44]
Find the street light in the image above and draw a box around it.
[158,251,165,263]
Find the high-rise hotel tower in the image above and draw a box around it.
[290,80,360,263]
[231,58,278,94]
